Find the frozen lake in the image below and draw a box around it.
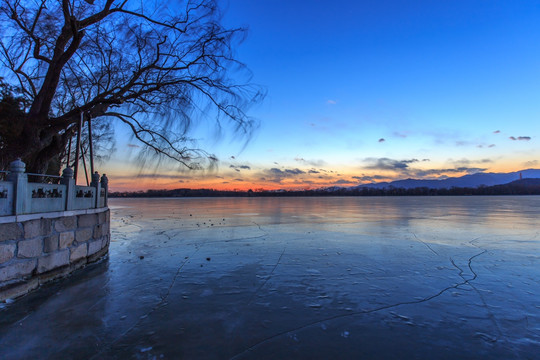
[1,196,539,359]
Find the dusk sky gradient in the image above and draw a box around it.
[104,0,540,191]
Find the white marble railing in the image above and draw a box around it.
[0,159,108,216]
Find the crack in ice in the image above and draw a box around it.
[230,248,488,360]
[89,231,198,360]
[247,246,286,306]
[411,232,439,256]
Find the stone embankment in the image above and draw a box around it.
[0,208,110,301]
[0,159,110,301]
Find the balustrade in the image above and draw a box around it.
[0,159,108,216]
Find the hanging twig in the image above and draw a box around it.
[81,144,90,186]
[66,135,72,167]
[87,112,95,175]
[74,112,83,184]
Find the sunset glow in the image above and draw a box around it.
[101,1,540,192]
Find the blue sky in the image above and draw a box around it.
[106,0,540,191]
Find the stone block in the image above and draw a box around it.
[0,243,16,264]
[70,243,88,262]
[17,238,43,258]
[54,216,76,232]
[44,234,59,253]
[88,239,103,255]
[103,221,110,234]
[23,218,52,239]
[23,220,41,239]
[59,231,75,248]
[37,249,69,273]
[0,259,36,282]
[93,223,107,238]
[0,223,23,241]
[75,228,93,243]
[101,235,110,249]
[97,210,110,224]
[78,214,97,228]
[42,218,52,235]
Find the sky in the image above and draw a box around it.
[103,0,540,192]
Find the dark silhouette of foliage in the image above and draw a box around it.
[0,80,27,168]
[109,178,540,198]
[0,0,263,173]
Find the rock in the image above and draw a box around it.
[17,238,43,258]
[0,244,16,264]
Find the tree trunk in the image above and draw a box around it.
[2,124,64,175]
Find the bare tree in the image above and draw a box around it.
[0,0,263,173]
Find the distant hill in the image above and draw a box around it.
[111,177,540,198]
[354,169,540,190]
[109,170,540,198]
[507,178,540,186]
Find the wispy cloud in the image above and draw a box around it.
[413,167,487,177]
[493,130,501,134]
[378,138,385,143]
[261,167,306,183]
[361,157,489,180]
[326,99,337,105]
[450,158,492,166]
[114,173,187,180]
[294,157,327,167]
[393,132,408,138]
[285,168,305,175]
[229,164,251,172]
[363,158,419,171]
[352,175,387,182]
[332,179,356,185]
[477,143,497,148]
[509,136,531,141]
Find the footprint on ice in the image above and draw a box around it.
[474,332,497,343]
[341,331,350,338]
[288,333,299,342]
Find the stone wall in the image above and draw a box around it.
[0,208,110,301]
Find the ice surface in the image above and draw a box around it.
[1,196,539,359]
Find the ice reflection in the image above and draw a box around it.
[1,196,539,359]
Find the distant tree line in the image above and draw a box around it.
[109,178,540,198]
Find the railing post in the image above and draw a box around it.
[61,167,75,211]
[91,171,101,208]
[100,174,108,207]
[8,158,28,215]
